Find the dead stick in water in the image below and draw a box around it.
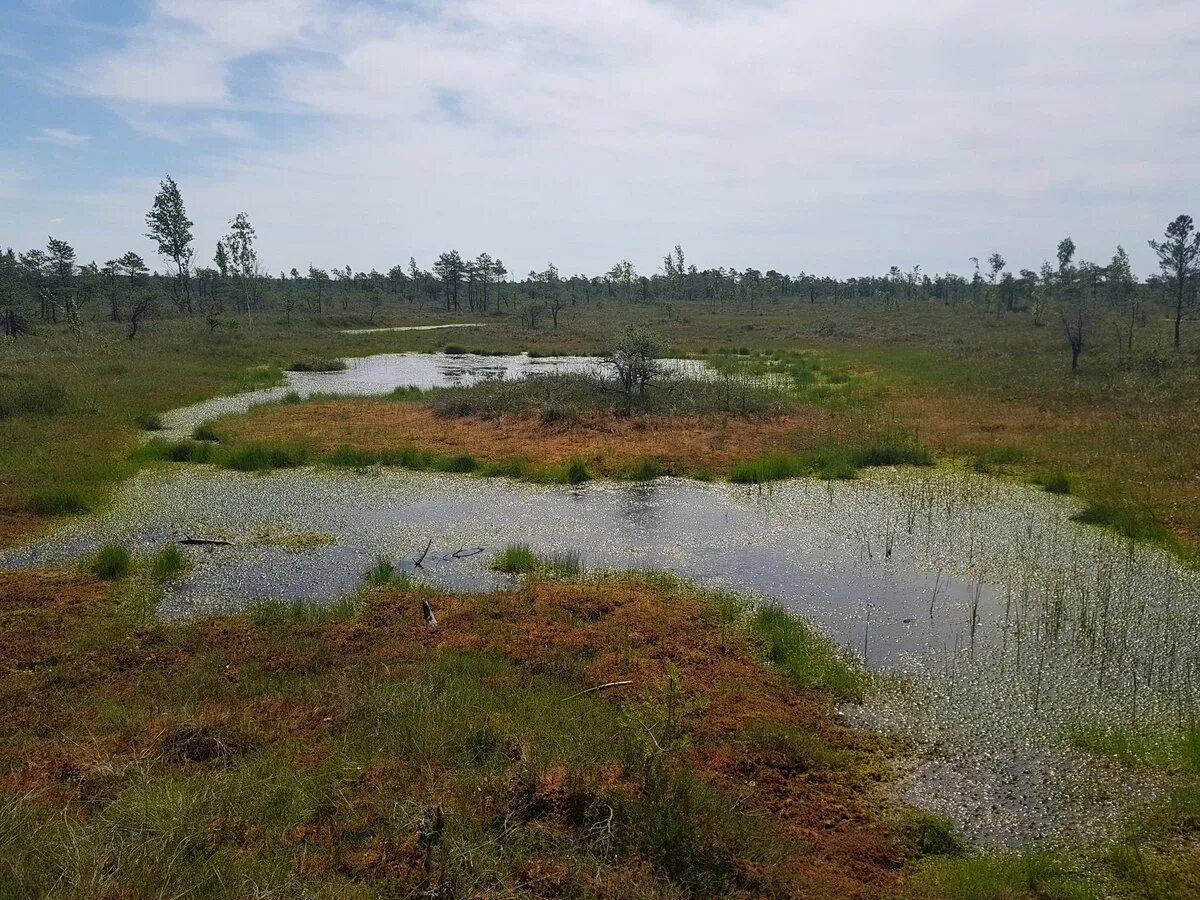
[414,538,433,568]
[560,680,634,702]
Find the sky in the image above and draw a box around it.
[1,0,1198,278]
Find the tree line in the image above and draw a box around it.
[2,177,1198,369]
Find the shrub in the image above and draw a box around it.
[92,543,132,580]
[491,543,539,574]
[134,412,164,431]
[287,357,347,372]
[443,345,467,355]
[28,487,90,516]
[151,545,187,581]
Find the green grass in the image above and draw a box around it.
[729,440,931,485]
[904,851,1096,900]
[749,604,866,700]
[151,544,188,581]
[286,357,347,372]
[191,420,219,442]
[1035,470,1072,494]
[27,486,91,516]
[133,411,165,431]
[363,554,395,586]
[565,456,590,484]
[0,377,67,419]
[896,808,966,857]
[220,443,310,472]
[1073,502,1174,544]
[245,595,363,625]
[490,542,539,574]
[741,721,847,769]
[92,542,132,580]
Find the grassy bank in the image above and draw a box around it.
[0,565,908,897]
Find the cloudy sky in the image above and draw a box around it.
[2,0,1198,277]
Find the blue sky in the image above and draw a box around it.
[2,0,1199,277]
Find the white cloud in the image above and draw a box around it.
[20,0,1200,275]
[29,127,91,146]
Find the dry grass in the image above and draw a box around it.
[219,399,834,476]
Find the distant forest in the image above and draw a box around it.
[2,177,1198,369]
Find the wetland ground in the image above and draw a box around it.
[3,301,1200,897]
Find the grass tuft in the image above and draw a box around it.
[151,544,188,581]
[491,543,539,574]
[134,411,165,431]
[191,421,219,442]
[92,543,132,580]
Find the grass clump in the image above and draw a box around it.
[364,554,396,586]
[491,543,539,574]
[328,444,378,468]
[134,411,165,431]
[287,357,347,372]
[0,377,67,418]
[565,456,590,484]
[28,486,91,516]
[1035,470,1072,494]
[191,420,220,442]
[220,443,309,473]
[151,544,188,581]
[730,441,931,485]
[92,543,132,580]
[750,604,866,700]
[897,808,966,857]
[246,596,361,625]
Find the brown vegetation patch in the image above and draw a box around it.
[221,399,830,474]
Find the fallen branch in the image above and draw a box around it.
[177,534,231,546]
[414,538,433,568]
[452,547,484,559]
[560,680,634,702]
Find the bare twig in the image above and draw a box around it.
[561,680,634,702]
[414,538,433,568]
